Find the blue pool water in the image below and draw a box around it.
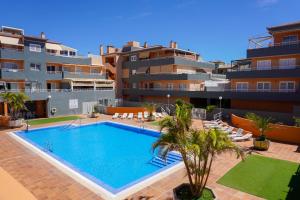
[16,122,179,193]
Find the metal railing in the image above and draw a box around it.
[248,36,300,49]
[124,87,298,93]
[228,65,300,72]
[0,88,114,93]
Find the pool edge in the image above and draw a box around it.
[8,121,184,200]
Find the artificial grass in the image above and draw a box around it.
[28,116,81,125]
[217,155,300,200]
[150,120,160,126]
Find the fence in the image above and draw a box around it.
[231,114,300,144]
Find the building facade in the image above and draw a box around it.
[0,26,115,118]
[228,22,300,115]
[102,41,228,107]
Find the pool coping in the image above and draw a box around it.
[9,121,184,200]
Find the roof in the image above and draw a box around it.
[267,21,300,34]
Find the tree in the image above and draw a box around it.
[153,100,243,198]
[246,113,272,140]
[143,103,156,121]
[0,92,29,120]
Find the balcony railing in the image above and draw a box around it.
[248,35,300,49]
[124,88,298,93]
[1,68,24,72]
[0,88,114,94]
[228,65,300,72]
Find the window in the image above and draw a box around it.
[30,63,41,71]
[60,50,68,56]
[1,62,18,72]
[69,51,76,56]
[131,55,137,62]
[132,69,136,75]
[236,82,248,91]
[282,35,298,45]
[29,44,42,52]
[6,82,18,90]
[179,83,187,90]
[257,82,271,92]
[257,60,271,70]
[167,83,174,90]
[47,66,55,73]
[279,58,296,69]
[279,81,295,92]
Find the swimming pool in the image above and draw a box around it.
[12,121,183,199]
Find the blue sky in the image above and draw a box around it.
[1,0,300,62]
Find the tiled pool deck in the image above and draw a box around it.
[0,114,299,200]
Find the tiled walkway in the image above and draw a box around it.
[0,115,299,200]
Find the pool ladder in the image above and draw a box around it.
[149,152,182,168]
[44,141,53,152]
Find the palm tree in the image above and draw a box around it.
[143,103,156,121]
[153,100,243,198]
[246,113,272,140]
[0,92,29,120]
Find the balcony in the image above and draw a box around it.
[45,53,92,65]
[126,73,224,82]
[63,71,106,79]
[123,88,300,102]
[247,37,300,58]
[0,68,25,80]
[0,48,24,60]
[227,65,300,79]
[0,88,114,101]
[123,56,214,69]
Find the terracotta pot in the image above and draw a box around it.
[173,183,216,200]
[253,138,270,150]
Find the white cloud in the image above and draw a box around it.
[257,0,279,8]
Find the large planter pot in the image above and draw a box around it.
[173,183,216,200]
[9,119,23,128]
[253,138,270,150]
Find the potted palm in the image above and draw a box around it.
[205,105,216,120]
[246,113,272,151]
[0,92,29,128]
[143,103,156,121]
[153,100,243,200]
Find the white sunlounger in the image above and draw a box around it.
[144,111,149,119]
[112,113,119,119]
[121,113,128,119]
[232,133,253,142]
[223,127,234,134]
[228,128,244,138]
[153,112,159,118]
[157,112,163,118]
[128,113,134,119]
[138,112,143,120]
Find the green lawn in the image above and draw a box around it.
[28,116,82,125]
[150,120,161,126]
[217,155,300,200]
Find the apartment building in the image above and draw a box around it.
[227,21,300,115]
[0,26,115,118]
[102,41,229,106]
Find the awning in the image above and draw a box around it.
[64,77,114,83]
[0,36,22,46]
[139,52,149,59]
[61,45,77,52]
[136,66,149,74]
[45,43,62,51]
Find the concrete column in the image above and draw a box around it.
[93,81,96,91]
[70,81,73,91]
